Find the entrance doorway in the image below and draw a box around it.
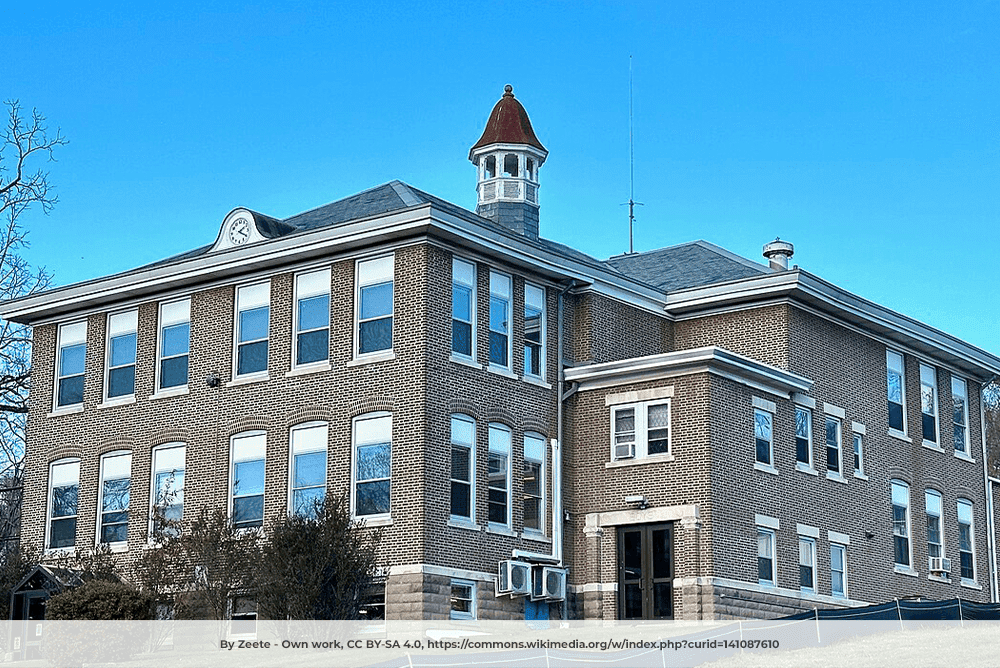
[617,523,674,619]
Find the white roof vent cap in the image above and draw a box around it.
[763,238,794,271]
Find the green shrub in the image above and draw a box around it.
[46,580,154,620]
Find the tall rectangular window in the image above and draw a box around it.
[230,433,266,529]
[356,256,393,355]
[925,489,943,560]
[920,363,938,444]
[293,269,331,367]
[106,310,137,399]
[826,416,842,476]
[157,299,190,390]
[952,377,970,455]
[451,258,476,359]
[523,433,545,534]
[754,408,773,466]
[151,444,185,537]
[892,480,911,568]
[523,283,545,378]
[958,499,975,581]
[830,544,847,598]
[450,415,475,521]
[56,321,87,408]
[290,423,327,516]
[887,350,905,432]
[757,528,775,586]
[48,459,80,549]
[852,433,865,476]
[488,271,511,369]
[795,406,812,467]
[99,451,131,545]
[799,536,816,592]
[235,283,270,377]
[353,414,392,518]
[488,423,511,527]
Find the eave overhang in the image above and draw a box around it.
[564,346,813,398]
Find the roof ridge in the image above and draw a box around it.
[691,240,771,273]
[282,181,406,225]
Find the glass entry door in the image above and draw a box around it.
[618,523,674,619]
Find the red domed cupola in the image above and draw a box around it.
[470,85,548,240]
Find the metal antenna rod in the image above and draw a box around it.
[622,54,643,254]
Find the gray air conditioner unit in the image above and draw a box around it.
[929,557,952,574]
[531,566,567,601]
[496,560,531,597]
[614,442,635,459]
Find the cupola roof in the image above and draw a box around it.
[469,85,547,159]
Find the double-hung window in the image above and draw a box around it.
[488,271,511,369]
[523,283,545,378]
[825,416,842,477]
[356,256,393,356]
[957,499,975,581]
[48,459,80,549]
[293,269,331,367]
[157,299,190,390]
[230,432,266,529]
[891,480,912,569]
[925,489,943,565]
[830,543,848,598]
[151,443,185,537]
[754,408,773,467]
[450,414,475,522]
[56,322,87,408]
[611,400,671,461]
[852,432,865,476]
[795,406,812,468]
[290,423,328,517]
[952,377,970,456]
[798,536,816,592]
[488,423,511,527]
[105,311,137,400]
[235,283,270,377]
[523,433,545,534]
[98,451,131,545]
[757,528,775,586]
[920,364,938,444]
[886,350,906,433]
[451,258,476,359]
[353,414,392,519]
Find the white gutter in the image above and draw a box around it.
[982,380,998,601]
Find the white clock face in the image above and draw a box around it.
[228,218,251,245]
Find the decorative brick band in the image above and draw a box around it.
[446,399,480,420]
[149,429,190,447]
[47,446,83,463]
[348,396,395,418]
[484,406,517,429]
[284,406,333,427]
[96,437,135,456]
[226,417,270,436]
[522,417,549,437]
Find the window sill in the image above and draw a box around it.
[226,373,269,388]
[354,515,393,528]
[285,362,331,378]
[347,351,395,367]
[149,386,189,401]
[825,472,848,484]
[447,519,480,531]
[795,464,818,476]
[486,524,517,537]
[606,453,675,468]
[954,451,976,463]
[99,542,129,554]
[961,578,982,590]
[921,441,945,453]
[753,462,779,476]
[522,531,551,544]
[888,429,912,443]
[757,580,775,588]
[928,573,951,584]
[47,405,84,418]
[522,375,552,390]
[486,364,517,380]
[853,471,869,481]
[98,396,136,410]
[449,354,484,370]
[894,565,919,578]
[43,547,78,558]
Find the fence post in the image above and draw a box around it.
[814,608,821,645]
[895,598,903,631]
[959,598,964,627]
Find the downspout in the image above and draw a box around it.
[980,377,998,602]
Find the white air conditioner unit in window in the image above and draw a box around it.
[614,442,635,460]
[929,557,952,574]
[496,560,531,597]
[531,566,567,601]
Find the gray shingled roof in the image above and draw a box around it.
[606,241,772,292]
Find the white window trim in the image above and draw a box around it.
[351,412,393,524]
[96,450,132,550]
[830,542,848,599]
[487,423,512,530]
[232,281,271,381]
[825,415,843,481]
[610,399,672,462]
[891,479,914,571]
[149,442,185,542]
[287,421,329,516]
[523,282,546,381]
[449,414,476,524]
[523,432,546,537]
[753,407,774,469]
[925,489,944,566]
[229,431,267,531]
[354,254,395,360]
[887,349,907,437]
[798,535,817,593]
[291,268,332,371]
[487,270,512,372]
[952,376,971,457]
[54,321,87,411]
[449,579,477,620]
[103,310,138,403]
[957,498,976,584]
[154,297,191,394]
[451,257,477,363]
[794,405,814,472]
[46,458,80,552]
[851,432,867,479]
[919,363,939,446]
[757,527,776,587]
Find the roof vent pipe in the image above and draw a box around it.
[763,238,794,271]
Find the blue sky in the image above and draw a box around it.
[6,1,999,353]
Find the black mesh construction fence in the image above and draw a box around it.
[781,596,1000,621]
